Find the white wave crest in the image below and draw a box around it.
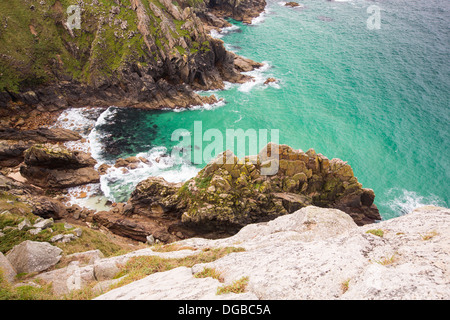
[251,7,271,25]
[238,61,279,93]
[385,188,445,216]
[99,146,200,203]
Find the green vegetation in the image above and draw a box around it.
[420,231,439,241]
[0,270,55,300]
[366,229,384,237]
[195,176,212,189]
[0,191,142,256]
[341,278,351,294]
[114,247,245,288]
[216,276,249,295]
[194,267,224,282]
[374,253,397,266]
[0,0,212,92]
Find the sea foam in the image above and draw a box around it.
[385,188,445,216]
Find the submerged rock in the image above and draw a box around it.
[285,2,300,7]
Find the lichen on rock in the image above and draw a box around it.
[104,143,381,243]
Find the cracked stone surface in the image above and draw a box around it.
[94,206,450,300]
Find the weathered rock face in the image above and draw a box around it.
[0,140,33,167]
[0,127,82,167]
[177,143,380,229]
[0,0,263,119]
[202,0,267,24]
[6,240,63,274]
[0,127,82,143]
[29,196,68,220]
[95,206,450,300]
[0,252,17,283]
[20,144,99,189]
[96,143,380,243]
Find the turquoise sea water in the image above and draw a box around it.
[79,0,449,220]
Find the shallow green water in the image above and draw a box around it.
[89,0,449,219]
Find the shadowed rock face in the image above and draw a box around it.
[204,0,267,24]
[19,144,99,189]
[95,143,381,243]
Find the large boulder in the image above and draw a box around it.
[20,144,99,188]
[23,144,96,169]
[0,252,17,283]
[29,196,68,219]
[20,166,100,189]
[0,127,81,143]
[0,128,82,168]
[177,143,381,229]
[95,206,450,300]
[6,240,63,274]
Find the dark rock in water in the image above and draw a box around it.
[285,2,300,7]
[95,143,381,243]
[204,0,267,24]
[264,77,277,85]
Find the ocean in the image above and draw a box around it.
[55,0,450,220]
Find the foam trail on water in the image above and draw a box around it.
[51,107,103,153]
[87,107,118,164]
[251,7,270,25]
[166,99,227,113]
[100,146,200,203]
[51,107,114,209]
[385,188,445,216]
[238,61,278,93]
[210,24,241,39]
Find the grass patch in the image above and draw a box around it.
[341,279,350,294]
[150,243,197,252]
[420,231,439,241]
[216,276,249,295]
[0,270,55,300]
[0,192,144,257]
[195,176,212,189]
[374,253,397,266]
[194,267,224,283]
[113,247,245,288]
[366,229,384,237]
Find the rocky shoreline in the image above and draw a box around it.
[0,0,265,129]
[0,0,383,246]
[1,1,449,301]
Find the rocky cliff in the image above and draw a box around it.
[93,143,381,243]
[0,0,263,128]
